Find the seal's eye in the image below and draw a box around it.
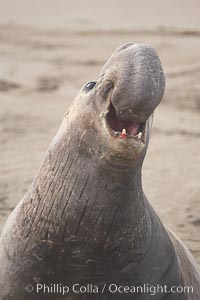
[84,81,96,91]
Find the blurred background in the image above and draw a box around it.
[0,0,200,262]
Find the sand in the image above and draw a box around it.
[0,0,200,263]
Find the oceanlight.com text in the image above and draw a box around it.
[25,282,194,296]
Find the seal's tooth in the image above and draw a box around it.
[137,132,142,139]
[114,131,120,137]
[122,129,127,135]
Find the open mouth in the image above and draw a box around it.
[105,103,146,141]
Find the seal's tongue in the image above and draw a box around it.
[107,103,140,136]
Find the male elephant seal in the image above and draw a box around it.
[0,43,199,300]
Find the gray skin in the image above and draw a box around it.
[0,43,199,300]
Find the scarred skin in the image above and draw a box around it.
[0,43,199,300]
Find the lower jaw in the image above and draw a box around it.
[100,122,147,169]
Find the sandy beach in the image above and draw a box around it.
[0,0,200,264]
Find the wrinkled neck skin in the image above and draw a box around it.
[4,95,154,286]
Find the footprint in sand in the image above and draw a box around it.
[0,79,20,92]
